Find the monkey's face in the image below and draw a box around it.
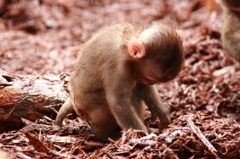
[135,62,163,85]
[135,59,182,85]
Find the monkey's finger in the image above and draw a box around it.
[158,116,171,130]
[148,127,159,134]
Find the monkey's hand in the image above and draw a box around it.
[158,114,171,130]
[148,127,159,134]
[151,108,171,130]
[139,84,171,130]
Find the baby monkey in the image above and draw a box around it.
[56,21,184,140]
[217,0,240,62]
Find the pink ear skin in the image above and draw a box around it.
[128,41,146,58]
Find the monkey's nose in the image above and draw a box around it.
[141,79,156,85]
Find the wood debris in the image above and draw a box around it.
[0,0,239,158]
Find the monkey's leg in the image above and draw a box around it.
[55,97,73,126]
[88,106,120,140]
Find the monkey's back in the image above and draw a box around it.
[71,23,144,91]
[68,23,144,120]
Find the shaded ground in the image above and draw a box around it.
[0,0,239,158]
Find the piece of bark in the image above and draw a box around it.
[186,115,220,159]
[0,70,68,133]
[23,131,51,153]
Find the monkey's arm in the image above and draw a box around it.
[104,74,148,132]
[137,84,171,130]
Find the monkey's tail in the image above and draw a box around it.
[55,97,73,126]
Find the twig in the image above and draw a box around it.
[186,115,220,159]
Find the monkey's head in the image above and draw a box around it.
[128,22,184,85]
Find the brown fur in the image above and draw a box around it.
[56,21,184,140]
[217,0,240,62]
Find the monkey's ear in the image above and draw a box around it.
[176,29,183,38]
[128,41,146,58]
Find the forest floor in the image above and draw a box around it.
[0,0,239,158]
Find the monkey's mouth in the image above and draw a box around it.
[140,77,157,85]
[135,74,157,85]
